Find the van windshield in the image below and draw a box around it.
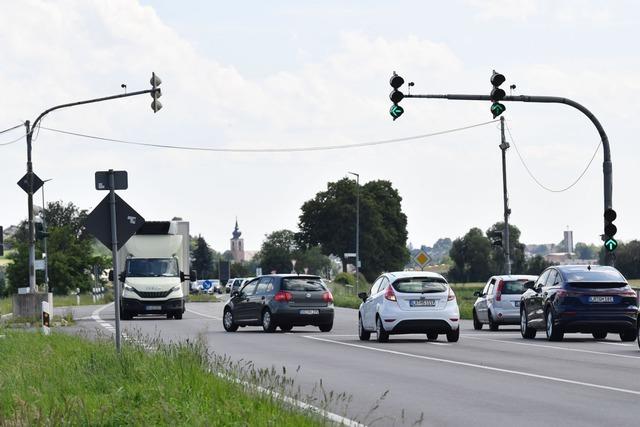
[126,258,179,277]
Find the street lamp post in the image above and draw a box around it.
[41,179,53,293]
[348,172,360,295]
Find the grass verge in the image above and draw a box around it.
[0,292,114,316]
[0,330,326,426]
[188,294,221,303]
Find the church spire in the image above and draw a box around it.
[232,217,242,239]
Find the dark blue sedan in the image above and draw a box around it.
[520,265,638,342]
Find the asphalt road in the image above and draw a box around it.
[61,300,640,426]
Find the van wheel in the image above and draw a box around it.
[174,313,183,320]
[472,309,482,330]
[120,310,132,321]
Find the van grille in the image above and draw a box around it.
[133,289,172,298]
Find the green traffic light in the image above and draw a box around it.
[390,104,404,120]
[491,102,506,118]
[604,238,618,252]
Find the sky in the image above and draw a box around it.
[2,0,640,253]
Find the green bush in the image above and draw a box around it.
[333,272,355,286]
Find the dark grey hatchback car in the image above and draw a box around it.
[222,275,334,333]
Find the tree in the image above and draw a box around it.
[258,230,298,274]
[610,240,640,279]
[574,242,598,260]
[5,201,109,295]
[191,235,216,280]
[448,228,492,282]
[298,178,409,281]
[523,255,554,275]
[486,222,526,274]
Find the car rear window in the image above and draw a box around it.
[501,280,527,294]
[563,269,626,283]
[282,278,325,292]
[392,277,447,293]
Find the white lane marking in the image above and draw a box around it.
[214,371,364,427]
[429,342,450,346]
[595,341,635,347]
[304,336,640,397]
[464,335,640,360]
[186,307,221,320]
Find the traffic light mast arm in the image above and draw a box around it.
[404,92,612,210]
[30,88,158,134]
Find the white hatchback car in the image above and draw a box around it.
[358,271,460,343]
[472,274,537,331]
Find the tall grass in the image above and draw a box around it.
[0,330,329,426]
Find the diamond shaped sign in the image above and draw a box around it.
[84,194,145,250]
[17,172,44,194]
[414,250,431,268]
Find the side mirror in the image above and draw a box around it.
[357,292,368,302]
[108,270,114,281]
[231,291,239,298]
[118,272,125,283]
[180,271,185,282]
[473,291,482,297]
[524,281,535,290]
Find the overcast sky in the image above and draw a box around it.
[2,0,640,253]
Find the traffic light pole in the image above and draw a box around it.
[405,93,614,266]
[23,87,160,292]
[500,117,511,275]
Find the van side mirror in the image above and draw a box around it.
[108,270,114,281]
[180,272,185,282]
[118,272,125,283]
[357,292,368,302]
[524,281,535,290]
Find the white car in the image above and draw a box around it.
[472,274,537,331]
[358,271,460,343]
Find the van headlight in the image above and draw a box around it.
[171,285,182,293]
[123,284,135,293]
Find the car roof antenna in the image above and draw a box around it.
[587,264,592,271]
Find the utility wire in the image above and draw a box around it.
[38,120,498,153]
[505,120,601,193]
[0,133,24,146]
[0,123,23,135]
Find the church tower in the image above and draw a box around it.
[230,218,245,262]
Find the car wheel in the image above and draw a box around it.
[223,309,238,332]
[488,310,499,331]
[619,330,635,342]
[280,324,293,332]
[426,332,438,341]
[262,309,276,333]
[545,309,564,341]
[174,313,183,320]
[592,331,607,340]
[446,327,460,343]
[520,307,536,339]
[166,313,173,319]
[376,316,389,343]
[319,322,333,332]
[472,309,482,330]
[358,316,370,341]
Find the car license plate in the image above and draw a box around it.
[146,305,162,311]
[588,296,614,303]
[410,299,436,307]
[299,309,319,315]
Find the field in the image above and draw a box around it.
[0,330,326,426]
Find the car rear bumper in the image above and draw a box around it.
[555,309,637,333]
[271,306,334,326]
[121,297,185,314]
[490,306,520,324]
[380,302,460,333]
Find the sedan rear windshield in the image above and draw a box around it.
[282,278,326,292]
[562,269,626,283]
[567,282,628,289]
[501,280,528,294]
[392,277,447,293]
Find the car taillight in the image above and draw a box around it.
[384,285,397,302]
[621,289,637,297]
[323,291,333,303]
[448,288,456,301]
[495,280,504,301]
[274,291,293,302]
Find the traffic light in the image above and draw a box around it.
[490,70,506,118]
[489,230,503,247]
[150,72,162,113]
[35,222,49,241]
[389,72,405,120]
[604,208,618,252]
[0,226,4,256]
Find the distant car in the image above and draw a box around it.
[223,275,334,333]
[473,275,538,331]
[520,265,638,342]
[189,281,201,295]
[357,271,460,343]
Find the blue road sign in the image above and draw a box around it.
[202,280,213,290]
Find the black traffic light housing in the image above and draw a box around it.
[603,208,618,251]
[35,222,49,241]
[489,230,503,247]
[389,72,405,120]
[0,226,3,256]
[490,70,506,118]
[150,72,162,113]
